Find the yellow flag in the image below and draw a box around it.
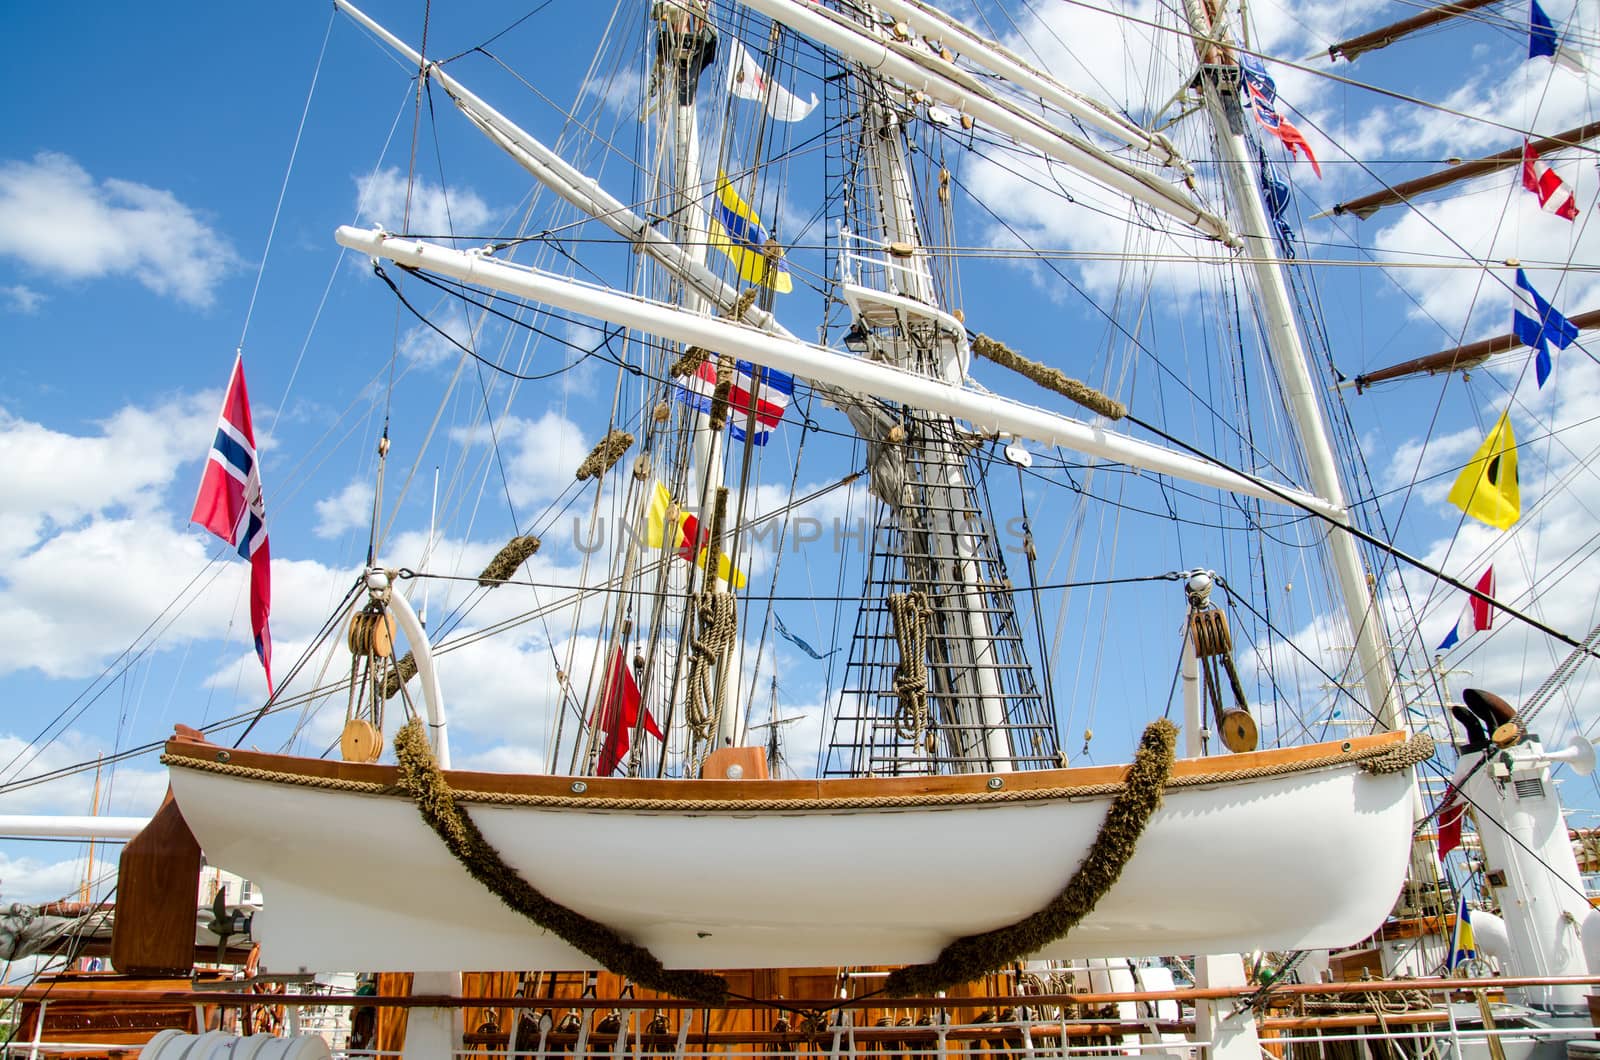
[643,481,748,588]
[1448,411,1520,530]
[707,173,794,293]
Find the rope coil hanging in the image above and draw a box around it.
[668,345,710,379]
[685,592,737,740]
[887,592,933,741]
[708,357,735,431]
[390,718,728,1004]
[883,718,1178,996]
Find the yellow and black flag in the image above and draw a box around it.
[1448,410,1520,530]
[708,173,794,293]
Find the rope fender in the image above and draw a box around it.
[390,718,728,1005]
[883,718,1178,996]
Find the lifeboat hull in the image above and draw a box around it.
[164,733,1414,973]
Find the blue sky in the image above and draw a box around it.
[2,0,1599,914]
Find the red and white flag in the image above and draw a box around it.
[1522,140,1580,220]
[726,39,818,122]
[191,354,273,695]
[1436,566,1495,651]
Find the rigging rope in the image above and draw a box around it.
[970,334,1127,420]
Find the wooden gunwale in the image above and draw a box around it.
[163,730,1405,806]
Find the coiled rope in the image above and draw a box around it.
[685,592,737,739]
[883,719,1178,995]
[389,718,728,1004]
[887,592,933,741]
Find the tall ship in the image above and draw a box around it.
[1,0,1597,1055]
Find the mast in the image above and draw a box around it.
[652,0,746,754]
[853,92,1015,770]
[1182,0,1403,728]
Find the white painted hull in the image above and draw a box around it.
[166,741,1413,974]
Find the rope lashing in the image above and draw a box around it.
[478,535,542,587]
[575,430,636,481]
[970,334,1127,421]
[1358,732,1435,773]
[709,358,735,431]
[668,345,709,379]
[381,652,419,700]
[390,718,728,1005]
[882,719,1178,996]
[887,592,933,741]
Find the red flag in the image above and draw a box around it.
[191,355,273,694]
[1437,783,1465,860]
[1522,140,1580,220]
[595,647,663,775]
[1469,567,1495,633]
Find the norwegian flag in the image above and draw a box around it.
[1240,56,1323,178]
[677,355,794,445]
[1522,140,1580,220]
[191,354,273,695]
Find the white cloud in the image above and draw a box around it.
[0,397,216,549]
[0,398,350,683]
[355,168,492,238]
[0,153,239,306]
[0,850,97,906]
[314,479,376,540]
[0,730,167,817]
[450,409,590,510]
[1,284,42,313]
[1259,356,1600,740]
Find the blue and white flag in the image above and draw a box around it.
[774,614,838,660]
[1513,268,1578,387]
[1529,0,1587,69]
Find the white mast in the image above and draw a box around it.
[1179,0,1401,729]
[654,1,747,753]
[850,93,1013,768]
